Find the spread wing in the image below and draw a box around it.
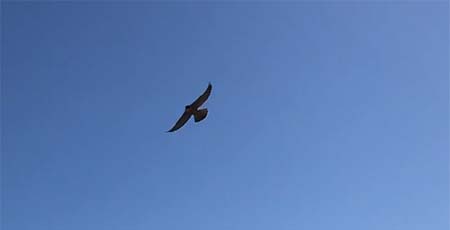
[190,83,212,109]
[167,111,192,132]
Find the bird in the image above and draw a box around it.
[167,83,212,132]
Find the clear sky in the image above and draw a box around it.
[2,2,448,230]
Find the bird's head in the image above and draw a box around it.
[185,105,191,110]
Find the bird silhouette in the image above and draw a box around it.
[167,83,212,132]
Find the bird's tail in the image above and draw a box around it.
[193,109,208,122]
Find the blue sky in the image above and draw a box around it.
[2,2,448,230]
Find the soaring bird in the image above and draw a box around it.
[167,83,212,132]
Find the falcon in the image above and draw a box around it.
[167,83,212,132]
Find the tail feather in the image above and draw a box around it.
[193,109,208,122]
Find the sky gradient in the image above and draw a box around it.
[2,2,449,230]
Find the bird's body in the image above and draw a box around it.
[167,83,212,132]
[185,106,195,114]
